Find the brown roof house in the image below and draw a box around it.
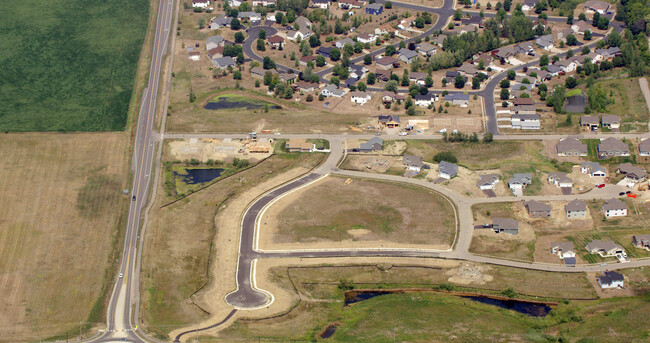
[565,199,587,218]
[617,163,647,182]
[285,138,314,152]
[525,200,551,218]
[556,137,587,156]
[601,115,621,129]
[633,234,650,250]
[376,56,398,70]
[602,198,628,218]
[580,115,599,131]
[551,241,576,260]
[597,137,629,159]
[586,240,624,257]
[547,172,573,188]
[492,218,519,235]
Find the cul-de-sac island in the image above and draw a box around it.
[2,0,650,341]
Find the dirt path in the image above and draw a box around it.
[638,78,650,132]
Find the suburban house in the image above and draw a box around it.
[522,0,538,11]
[299,55,316,66]
[403,155,425,172]
[586,240,625,256]
[556,59,578,73]
[317,46,333,58]
[381,92,404,104]
[286,28,312,41]
[210,16,232,29]
[547,172,573,188]
[571,20,590,35]
[348,64,368,79]
[473,53,493,67]
[409,72,427,86]
[580,115,599,130]
[252,0,276,6]
[511,114,541,130]
[461,15,483,28]
[295,16,312,29]
[597,271,624,289]
[617,163,647,182]
[456,63,478,77]
[438,161,458,179]
[376,56,398,70]
[556,137,588,156]
[414,93,438,107]
[375,24,397,36]
[366,3,383,15]
[584,0,611,14]
[511,105,537,115]
[188,51,200,61]
[633,234,650,250]
[639,139,650,156]
[250,66,276,79]
[445,71,466,84]
[536,34,554,50]
[431,34,447,46]
[565,199,587,218]
[356,32,377,44]
[238,11,262,21]
[192,0,211,8]
[279,72,297,83]
[375,70,392,82]
[285,138,314,152]
[601,114,621,129]
[453,24,476,35]
[398,49,418,64]
[267,35,284,48]
[513,98,534,106]
[602,198,628,218]
[580,162,607,177]
[311,0,330,8]
[597,47,622,60]
[211,56,235,69]
[320,84,345,97]
[495,45,517,62]
[477,174,499,190]
[508,173,532,196]
[525,200,552,218]
[350,91,372,105]
[228,0,242,6]
[206,35,224,50]
[597,137,629,159]
[546,65,563,77]
[416,42,437,56]
[359,137,383,152]
[207,46,223,59]
[335,37,354,49]
[551,241,576,260]
[557,28,575,43]
[445,93,470,107]
[295,81,318,93]
[378,115,401,128]
[492,218,519,235]
[338,0,363,9]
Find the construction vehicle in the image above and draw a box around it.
[344,178,353,185]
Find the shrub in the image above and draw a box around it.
[433,151,457,163]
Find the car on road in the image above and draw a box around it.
[398,132,407,136]
[597,184,606,188]
[274,132,281,135]
[619,192,626,196]
[119,273,123,278]
[626,191,632,194]
[132,195,136,201]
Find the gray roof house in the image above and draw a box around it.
[633,234,650,250]
[210,16,233,29]
[597,271,624,289]
[639,139,650,156]
[321,84,345,97]
[617,163,647,182]
[511,114,540,130]
[597,137,630,159]
[477,174,499,190]
[359,137,383,152]
[335,37,355,49]
[580,162,607,176]
[212,56,236,69]
[602,198,628,218]
[295,16,312,29]
[580,115,599,130]
[536,34,554,50]
[206,35,225,50]
[492,218,519,235]
[551,241,576,261]
[445,93,470,107]
[398,48,419,64]
[547,172,573,188]
[565,199,587,218]
[525,200,552,218]
[416,42,437,56]
[403,155,425,171]
[438,161,458,179]
[586,240,624,257]
[508,173,532,196]
[556,137,588,156]
[601,114,621,129]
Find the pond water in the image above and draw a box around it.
[320,324,339,339]
[345,291,551,317]
[565,95,586,113]
[204,95,282,111]
[461,296,551,317]
[174,168,225,184]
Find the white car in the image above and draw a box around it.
[398,132,407,136]
[438,128,447,133]
[274,132,281,135]
[119,273,123,278]
[616,253,629,263]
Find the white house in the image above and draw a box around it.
[403,155,425,172]
[356,33,377,44]
[311,0,330,9]
[438,161,458,179]
[192,0,211,8]
[188,51,201,61]
[414,93,438,107]
[228,0,243,6]
[581,162,607,177]
[550,241,576,259]
[350,91,372,105]
[602,198,628,218]
[508,173,532,196]
[511,114,540,130]
[476,174,499,190]
[321,84,345,98]
[556,59,578,73]
[597,271,625,289]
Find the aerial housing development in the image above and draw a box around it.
[3,0,650,341]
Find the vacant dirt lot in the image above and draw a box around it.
[0,133,130,342]
[261,176,456,249]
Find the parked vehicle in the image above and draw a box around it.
[619,192,626,196]
[398,132,407,136]
[597,184,606,188]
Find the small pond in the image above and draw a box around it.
[565,95,586,113]
[320,324,339,339]
[174,168,225,184]
[204,94,281,111]
[461,296,551,317]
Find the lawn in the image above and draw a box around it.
[595,78,649,127]
[0,133,131,342]
[0,0,150,131]
[139,153,326,338]
[566,88,583,97]
[269,176,456,247]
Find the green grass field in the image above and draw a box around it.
[0,0,149,131]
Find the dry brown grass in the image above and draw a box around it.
[139,152,325,338]
[0,133,130,342]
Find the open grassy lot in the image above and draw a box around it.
[215,263,617,342]
[0,0,149,131]
[0,133,130,342]
[269,176,456,246]
[595,77,649,132]
[139,152,325,338]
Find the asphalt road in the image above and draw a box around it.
[89,0,174,341]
